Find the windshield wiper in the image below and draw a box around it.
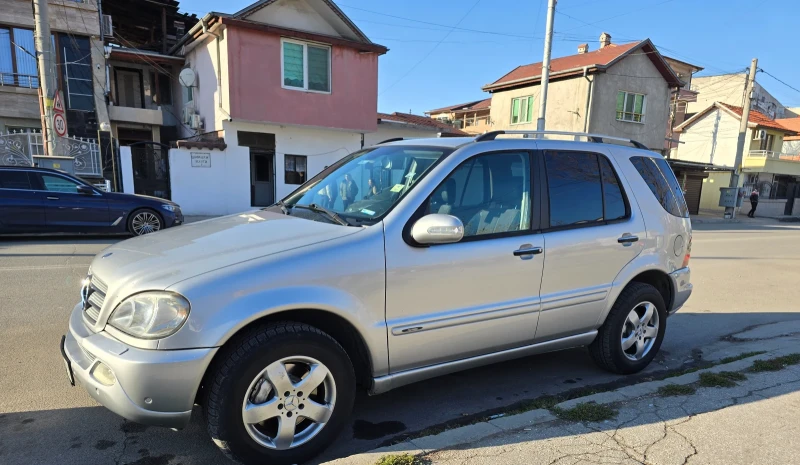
[293,203,349,226]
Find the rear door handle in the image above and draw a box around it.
[618,234,639,245]
[46,196,60,200]
[513,246,543,257]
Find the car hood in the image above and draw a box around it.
[88,210,362,293]
[103,191,177,205]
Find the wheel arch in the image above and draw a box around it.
[195,308,375,404]
[599,260,674,326]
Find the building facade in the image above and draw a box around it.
[482,34,683,150]
[687,73,786,120]
[425,98,492,135]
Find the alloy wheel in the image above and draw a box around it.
[131,212,161,235]
[620,301,659,361]
[242,356,336,450]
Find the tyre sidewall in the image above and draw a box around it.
[607,286,667,373]
[212,330,355,465]
[128,209,162,236]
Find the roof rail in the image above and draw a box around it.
[474,130,649,150]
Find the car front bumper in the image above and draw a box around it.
[61,303,217,429]
[668,267,692,314]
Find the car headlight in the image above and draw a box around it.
[161,204,176,212]
[108,292,190,339]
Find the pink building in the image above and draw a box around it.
[170,0,387,211]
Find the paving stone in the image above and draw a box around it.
[412,422,502,451]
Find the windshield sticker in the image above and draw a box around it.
[390,184,405,192]
[361,209,376,215]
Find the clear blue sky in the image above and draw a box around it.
[187,0,800,114]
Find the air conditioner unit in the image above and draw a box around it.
[181,107,192,124]
[102,15,113,38]
[754,129,767,140]
[190,114,204,130]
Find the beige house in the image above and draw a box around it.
[425,98,491,135]
[687,73,786,119]
[674,102,799,216]
[481,34,683,150]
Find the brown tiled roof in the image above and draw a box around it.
[719,103,795,132]
[775,117,800,141]
[427,99,486,114]
[453,98,491,113]
[483,39,682,91]
[378,112,468,135]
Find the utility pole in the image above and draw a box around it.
[725,58,758,219]
[33,0,57,156]
[536,0,557,132]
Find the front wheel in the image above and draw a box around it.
[589,282,667,374]
[128,209,162,236]
[205,322,355,465]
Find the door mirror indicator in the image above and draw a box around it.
[411,214,464,245]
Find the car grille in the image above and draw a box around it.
[83,275,107,324]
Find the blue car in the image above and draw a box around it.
[0,166,183,236]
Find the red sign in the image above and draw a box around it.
[53,113,67,137]
[53,93,65,113]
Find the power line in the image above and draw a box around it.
[556,0,679,34]
[378,0,482,96]
[759,69,800,95]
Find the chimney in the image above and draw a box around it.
[577,43,589,54]
[599,32,612,49]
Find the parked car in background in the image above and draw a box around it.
[61,131,692,465]
[0,166,182,236]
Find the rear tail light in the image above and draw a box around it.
[682,235,692,268]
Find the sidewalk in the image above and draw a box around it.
[327,322,800,465]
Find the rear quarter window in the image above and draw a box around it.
[630,156,689,218]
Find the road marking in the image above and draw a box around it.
[0,264,90,271]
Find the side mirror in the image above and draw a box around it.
[410,214,464,245]
[77,185,95,195]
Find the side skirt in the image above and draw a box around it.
[369,331,598,395]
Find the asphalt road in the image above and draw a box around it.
[1,220,799,465]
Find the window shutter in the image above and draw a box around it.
[616,91,625,112]
[283,42,304,88]
[511,98,520,124]
[307,45,330,92]
[526,96,534,122]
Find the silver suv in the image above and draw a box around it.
[61,131,692,465]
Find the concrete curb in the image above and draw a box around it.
[326,348,797,464]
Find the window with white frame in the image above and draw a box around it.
[281,38,331,93]
[510,95,534,124]
[616,91,646,123]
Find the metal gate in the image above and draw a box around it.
[683,176,704,215]
[129,142,170,200]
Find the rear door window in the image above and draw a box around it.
[0,171,34,190]
[599,156,628,221]
[630,156,689,218]
[544,151,604,227]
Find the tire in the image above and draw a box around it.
[127,208,162,236]
[589,282,667,374]
[205,322,356,465]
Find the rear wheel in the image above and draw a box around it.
[128,209,162,236]
[589,282,667,374]
[205,322,355,465]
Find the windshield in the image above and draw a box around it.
[283,145,454,225]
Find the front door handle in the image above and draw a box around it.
[618,234,639,245]
[513,246,543,257]
[46,196,60,200]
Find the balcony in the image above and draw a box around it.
[108,105,164,126]
[744,150,800,176]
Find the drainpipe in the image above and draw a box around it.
[583,67,594,133]
[202,19,228,116]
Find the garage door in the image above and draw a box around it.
[683,176,703,215]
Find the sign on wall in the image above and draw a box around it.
[190,152,211,167]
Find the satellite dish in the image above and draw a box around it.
[179,68,196,87]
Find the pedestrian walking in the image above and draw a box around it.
[748,189,759,218]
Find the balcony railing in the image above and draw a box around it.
[0,73,40,89]
[748,150,800,162]
[0,130,102,176]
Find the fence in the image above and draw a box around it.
[0,130,102,177]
